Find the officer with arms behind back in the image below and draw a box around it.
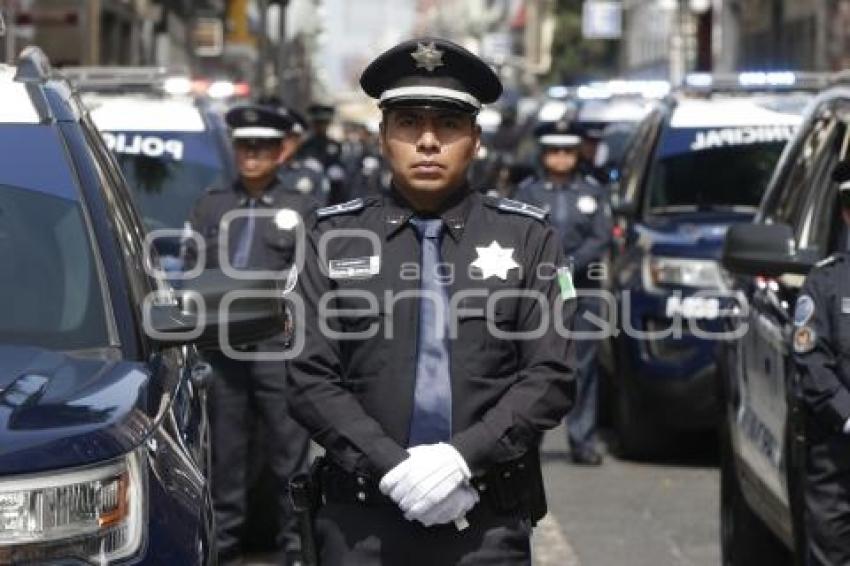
[286,38,577,565]
[792,161,850,566]
[188,105,313,566]
[514,120,612,465]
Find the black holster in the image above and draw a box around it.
[472,448,547,526]
[289,459,324,566]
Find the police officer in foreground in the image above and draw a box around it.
[792,161,850,566]
[514,120,612,466]
[286,38,577,564]
[297,103,348,204]
[188,105,313,566]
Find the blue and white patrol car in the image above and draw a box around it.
[0,48,281,564]
[607,73,820,456]
[65,68,235,272]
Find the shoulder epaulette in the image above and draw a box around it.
[815,254,842,268]
[486,197,548,221]
[316,198,365,218]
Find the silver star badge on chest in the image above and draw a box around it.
[471,241,520,280]
[411,42,444,72]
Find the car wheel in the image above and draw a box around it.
[612,339,666,458]
[720,426,790,566]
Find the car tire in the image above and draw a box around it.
[612,339,667,458]
[720,426,791,566]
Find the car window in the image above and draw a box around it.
[621,110,662,206]
[0,184,110,349]
[767,106,835,229]
[645,125,789,214]
[100,130,226,231]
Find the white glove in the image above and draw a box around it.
[407,483,480,527]
[380,443,471,515]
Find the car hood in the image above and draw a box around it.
[0,345,153,475]
[634,211,754,260]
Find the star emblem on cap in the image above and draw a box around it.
[411,41,444,72]
[471,241,520,280]
[244,109,258,123]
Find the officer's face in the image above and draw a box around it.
[380,107,480,205]
[542,146,578,176]
[234,138,285,180]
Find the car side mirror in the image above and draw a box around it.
[145,269,287,349]
[721,223,817,277]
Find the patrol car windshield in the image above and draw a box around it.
[104,131,226,231]
[0,184,110,350]
[646,126,789,213]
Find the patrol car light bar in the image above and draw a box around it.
[575,80,671,100]
[60,66,191,95]
[682,71,832,93]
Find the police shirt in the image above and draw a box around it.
[286,189,577,478]
[279,160,331,205]
[188,177,317,271]
[514,174,612,286]
[792,254,850,434]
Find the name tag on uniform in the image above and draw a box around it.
[328,256,380,279]
[842,297,850,314]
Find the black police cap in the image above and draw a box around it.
[307,103,335,121]
[534,120,581,148]
[226,104,293,139]
[360,37,502,113]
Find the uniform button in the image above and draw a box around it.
[357,491,367,502]
[478,483,487,492]
[357,476,366,486]
[518,463,526,470]
[503,471,511,479]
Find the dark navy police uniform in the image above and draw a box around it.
[188,105,315,566]
[793,254,850,566]
[514,121,612,463]
[286,38,577,566]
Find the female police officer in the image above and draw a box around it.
[286,38,577,564]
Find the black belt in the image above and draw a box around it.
[317,460,394,506]
[315,449,546,524]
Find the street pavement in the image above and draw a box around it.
[534,425,720,566]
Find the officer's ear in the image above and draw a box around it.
[377,116,387,157]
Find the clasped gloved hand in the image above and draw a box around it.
[378,442,476,525]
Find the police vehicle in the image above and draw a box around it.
[63,66,235,271]
[0,48,282,564]
[607,72,820,457]
[717,81,850,564]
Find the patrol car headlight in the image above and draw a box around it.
[0,449,145,564]
[645,256,725,290]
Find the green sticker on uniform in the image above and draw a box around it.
[557,267,576,300]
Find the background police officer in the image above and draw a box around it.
[792,161,850,566]
[188,105,313,566]
[286,38,576,565]
[297,102,348,204]
[514,120,612,465]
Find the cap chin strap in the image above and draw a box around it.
[379,86,481,110]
